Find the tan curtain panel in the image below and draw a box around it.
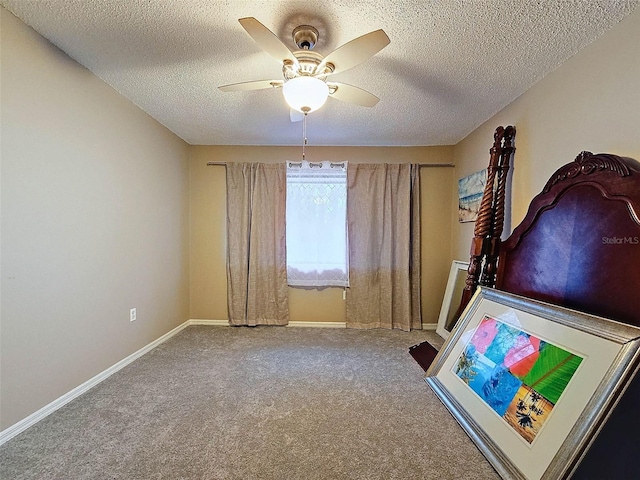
[225,163,288,326]
[346,163,421,331]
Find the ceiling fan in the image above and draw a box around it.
[219,17,390,121]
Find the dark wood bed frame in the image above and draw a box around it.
[496,149,640,479]
[411,128,640,478]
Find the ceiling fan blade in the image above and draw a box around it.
[328,82,380,107]
[318,29,390,75]
[219,80,283,92]
[238,17,297,66]
[290,109,304,122]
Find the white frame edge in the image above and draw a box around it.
[435,260,469,339]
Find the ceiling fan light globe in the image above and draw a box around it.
[283,76,329,113]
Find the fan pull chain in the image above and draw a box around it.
[302,113,308,160]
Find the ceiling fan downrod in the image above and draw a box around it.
[302,111,309,161]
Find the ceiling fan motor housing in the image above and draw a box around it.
[283,50,329,79]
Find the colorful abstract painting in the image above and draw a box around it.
[453,316,583,444]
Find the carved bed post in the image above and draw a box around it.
[452,125,516,322]
[453,126,505,320]
[480,125,516,287]
[409,125,517,372]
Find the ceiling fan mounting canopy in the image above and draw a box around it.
[218,17,390,118]
[292,25,319,50]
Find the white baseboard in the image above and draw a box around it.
[287,321,346,328]
[290,321,437,330]
[0,320,191,446]
[190,319,347,328]
[190,320,432,330]
[189,319,230,326]
[189,318,438,330]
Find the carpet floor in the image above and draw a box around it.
[0,326,499,479]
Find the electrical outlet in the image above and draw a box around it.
[130,308,137,322]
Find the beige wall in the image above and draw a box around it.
[452,9,640,260]
[0,9,190,429]
[189,145,454,326]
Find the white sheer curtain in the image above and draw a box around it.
[286,161,349,287]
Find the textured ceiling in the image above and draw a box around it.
[2,1,638,146]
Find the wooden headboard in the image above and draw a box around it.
[496,151,640,326]
[495,150,640,479]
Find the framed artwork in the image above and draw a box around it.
[425,287,640,480]
[436,260,469,339]
[458,168,487,222]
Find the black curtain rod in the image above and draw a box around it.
[206,162,454,167]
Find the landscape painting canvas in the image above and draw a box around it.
[458,169,487,222]
[454,316,583,444]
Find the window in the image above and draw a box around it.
[286,161,348,287]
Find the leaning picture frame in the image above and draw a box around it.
[425,287,640,480]
[435,260,469,339]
